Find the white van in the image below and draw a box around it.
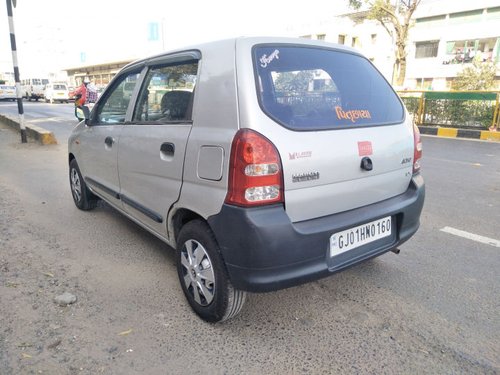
[44,83,69,103]
[21,78,49,101]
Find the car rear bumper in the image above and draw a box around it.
[208,174,425,292]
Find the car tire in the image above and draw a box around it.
[176,220,247,323]
[69,159,98,210]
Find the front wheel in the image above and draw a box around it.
[176,220,247,323]
[69,159,98,210]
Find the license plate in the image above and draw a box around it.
[329,216,392,257]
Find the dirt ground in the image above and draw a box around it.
[0,129,197,374]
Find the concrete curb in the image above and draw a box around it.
[0,113,57,145]
[418,125,500,142]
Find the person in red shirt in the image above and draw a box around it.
[69,78,90,119]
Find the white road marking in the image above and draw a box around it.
[440,227,500,248]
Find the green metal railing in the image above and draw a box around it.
[398,90,500,129]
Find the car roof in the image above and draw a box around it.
[122,37,361,71]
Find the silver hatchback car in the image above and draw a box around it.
[68,37,425,322]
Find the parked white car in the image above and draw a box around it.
[44,83,69,103]
[68,37,425,322]
[0,85,16,101]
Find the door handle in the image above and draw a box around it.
[104,136,114,147]
[160,142,175,156]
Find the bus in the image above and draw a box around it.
[21,78,49,101]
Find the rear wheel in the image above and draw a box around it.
[69,159,98,210]
[176,220,246,323]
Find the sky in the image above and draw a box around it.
[0,0,352,77]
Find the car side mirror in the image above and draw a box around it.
[76,105,91,124]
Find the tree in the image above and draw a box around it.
[452,57,497,90]
[349,0,421,87]
[274,71,314,92]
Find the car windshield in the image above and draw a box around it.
[42,79,49,84]
[253,45,404,130]
[54,84,66,90]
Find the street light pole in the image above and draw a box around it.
[6,0,27,143]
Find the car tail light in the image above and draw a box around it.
[225,129,284,207]
[413,124,422,174]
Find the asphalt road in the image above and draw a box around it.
[0,105,499,374]
[0,100,78,142]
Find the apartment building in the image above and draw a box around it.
[407,0,500,90]
[291,0,500,90]
[292,14,396,82]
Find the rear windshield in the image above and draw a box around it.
[253,45,404,130]
[53,84,66,90]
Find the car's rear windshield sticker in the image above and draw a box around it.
[334,106,372,123]
[260,49,280,68]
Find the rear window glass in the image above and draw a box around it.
[53,84,66,90]
[253,45,404,130]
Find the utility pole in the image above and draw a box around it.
[6,0,27,143]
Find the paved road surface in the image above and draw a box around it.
[0,100,77,142]
[0,116,499,374]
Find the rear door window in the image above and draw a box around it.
[253,45,404,130]
[133,61,197,123]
